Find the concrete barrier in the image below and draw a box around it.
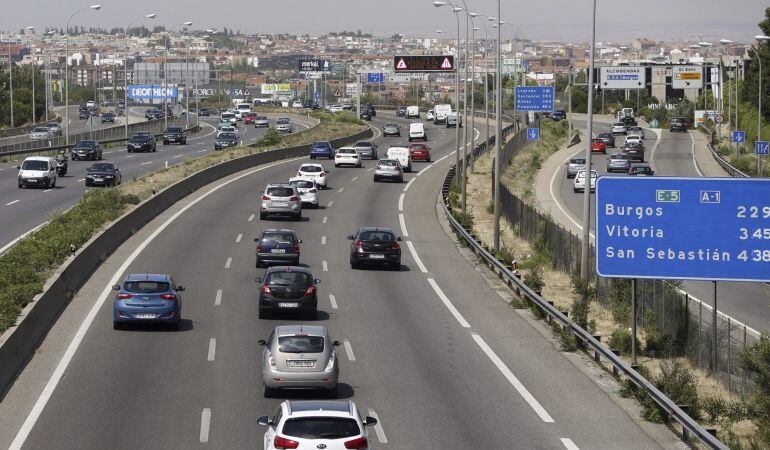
[0,126,373,395]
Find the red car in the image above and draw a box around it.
[244,112,258,125]
[591,138,606,154]
[408,143,431,162]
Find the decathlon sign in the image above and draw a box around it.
[128,85,178,100]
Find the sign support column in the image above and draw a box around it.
[631,279,637,365]
[712,281,718,373]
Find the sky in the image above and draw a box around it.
[2,0,768,44]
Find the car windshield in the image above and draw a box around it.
[277,119,290,124]
[123,281,170,293]
[90,163,114,171]
[290,180,315,189]
[266,186,295,197]
[262,232,295,243]
[167,127,183,133]
[21,160,49,171]
[256,116,267,120]
[265,271,310,287]
[385,124,397,128]
[356,142,372,148]
[592,139,603,143]
[300,165,322,173]
[76,141,97,148]
[281,418,360,439]
[133,133,151,139]
[32,128,49,133]
[45,122,58,128]
[219,133,237,140]
[278,335,325,353]
[359,231,394,242]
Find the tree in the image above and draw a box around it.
[743,7,770,121]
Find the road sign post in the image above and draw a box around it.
[514,86,555,112]
[672,66,704,90]
[733,131,745,143]
[298,59,332,73]
[755,141,769,155]
[527,128,540,141]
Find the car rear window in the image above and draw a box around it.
[611,154,629,160]
[570,158,586,164]
[291,180,315,189]
[313,142,331,148]
[359,231,394,242]
[265,271,310,287]
[262,232,295,243]
[266,186,295,197]
[168,127,183,133]
[133,133,151,139]
[220,133,237,139]
[356,142,372,147]
[300,165,322,173]
[123,281,170,293]
[338,149,356,154]
[378,160,399,167]
[32,128,49,133]
[278,335,324,353]
[281,418,360,439]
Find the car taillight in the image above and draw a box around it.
[256,243,262,252]
[355,241,364,253]
[293,244,300,252]
[305,285,316,295]
[297,171,302,176]
[391,242,400,250]
[117,293,132,299]
[266,348,276,368]
[289,196,299,201]
[274,436,299,449]
[309,188,317,193]
[319,172,325,177]
[160,294,176,300]
[261,285,271,295]
[344,437,368,449]
[261,195,270,201]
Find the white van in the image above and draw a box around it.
[446,113,462,128]
[18,156,57,188]
[406,106,420,119]
[434,104,452,124]
[408,123,427,142]
[387,146,412,173]
[236,103,252,114]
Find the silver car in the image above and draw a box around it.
[383,123,400,137]
[354,140,378,159]
[373,158,404,182]
[259,325,341,397]
[611,122,627,134]
[30,127,54,140]
[260,183,302,220]
[254,115,270,128]
[274,117,293,132]
[606,153,631,173]
[44,122,62,136]
[566,157,586,179]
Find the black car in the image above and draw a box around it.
[629,163,655,176]
[257,266,320,319]
[101,112,115,123]
[85,162,122,187]
[145,109,163,120]
[597,132,616,148]
[255,229,302,267]
[303,100,314,109]
[162,126,187,145]
[127,132,157,152]
[215,132,239,150]
[72,140,103,161]
[348,227,402,270]
[364,104,376,117]
[79,109,90,120]
[396,106,407,117]
[670,116,687,132]
[551,109,567,121]
[623,142,645,162]
[360,110,372,121]
[622,115,637,127]
[199,108,211,117]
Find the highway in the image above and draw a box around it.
[549,118,770,333]
[0,112,315,254]
[0,111,666,449]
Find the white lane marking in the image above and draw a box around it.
[141,161,152,166]
[0,220,48,256]
[322,260,328,272]
[321,236,327,245]
[472,333,555,423]
[561,438,579,449]
[328,200,334,207]
[215,289,222,306]
[248,213,255,222]
[403,178,416,192]
[5,200,20,206]
[125,155,137,158]
[44,189,54,193]
[338,187,344,193]
[197,149,207,153]
[8,154,312,450]
[77,178,85,182]
[398,193,405,211]
[398,213,409,237]
[207,338,216,361]
[367,167,373,172]
[434,154,449,164]
[351,176,358,181]
[173,154,183,159]
[323,216,328,224]
[236,233,242,243]
[427,278,470,328]
[406,241,428,273]
[225,257,232,269]
[367,409,388,444]
[200,408,212,443]
[329,294,338,309]
[688,131,705,176]
[343,339,356,361]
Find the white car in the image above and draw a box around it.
[426,109,435,121]
[329,104,344,113]
[386,146,412,173]
[17,156,57,189]
[292,101,303,109]
[217,126,238,137]
[258,400,377,450]
[229,109,243,121]
[611,122,626,134]
[573,169,598,193]
[221,112,237,125]
[624,135,643,146]
[334,147,362,168]
[289,177,320,208]
[297,163,329,189]
[627,126,645,139]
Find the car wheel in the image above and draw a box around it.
[18,181,23,189]
[574,188,579,193]
[113,321,123,330]
[398,176,404,183]
[310,155,315,159]
[306,309,318,321]
[373,176,379,182]
[259,212,267,220]
[295,212,302,221]
[258,307,269,320]
[171,319,181,331]
[51,178,56,188]
[334,163,339,168]
[256,258,263,268]
[263,385,276,398]
[392,260,401,271]
[324,385,338,399]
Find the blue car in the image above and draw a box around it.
[309,141,333,159]
[113,274,184,330]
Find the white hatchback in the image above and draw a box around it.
[573,169,598,193]
[334,147,362,168]
[289,177,320,208]
[297,163,329,189]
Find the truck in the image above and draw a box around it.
[434,104,452,124]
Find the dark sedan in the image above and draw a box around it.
[162,126,187,145]
[85,162,122,187]
[629,163,655,176]
[348,227,402,270]
[127,132,157,152]
[101,112,115,123]
[396,106,407,117]
[597,132,616,148]
[72,140,103,161]
[214,132,239,150]
[623,143,645,162]
[257,266,320,320]
[255,229,302,267]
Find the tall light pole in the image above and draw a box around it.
[433,2,463,175]
[8,37,14,127]
[65,4,101,145]
[749,35,770,176]
[579,0,597,283]
[25,26,37,124]
[124,13,157,140]
[479,19,492,165]
[493,8,503,250]
[164,22,193,131]
[469,16,479,175]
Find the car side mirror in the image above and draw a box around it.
[297,239,303,244]
[256,415,270,426]
[314,278,322,284]
[396,237,403,242]
[255,277,263,284]
[332,340,341,346]
[254,238,260,242]
[258,339,267,346]
[177,286,185,292]
[112,284,121,291]
[16,166,20,170]
[363,416,378,427]
[347,235,355,240]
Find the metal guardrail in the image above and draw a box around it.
[440,128,727,450]
[707,142,750,178]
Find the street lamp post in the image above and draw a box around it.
[433,2,463,177]
[493,7,503,251]
[749,35,770,176]
[579,0,598,283]
[469,17,479,174]
[124,13,157,140]
[8,38,14,127]
[164,22,193,132]
[65,4,101,146]
[25,27,37,124]
[479,20,493,170]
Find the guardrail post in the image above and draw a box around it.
[677,405,690,443]
[610,350,620,377]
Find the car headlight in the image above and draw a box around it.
[86,175,93,179]
[106,175,114,178]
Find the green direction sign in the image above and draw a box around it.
[655,190,680,203]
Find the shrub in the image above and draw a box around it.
[258,127,282,146]
[606,279,631,325]
[571,275,595,330]
[608,328,635,356]
[738,332,770,445]
[523,266,545,293]
[652,359,701,421]
[452,211,474,231]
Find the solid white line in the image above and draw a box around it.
[403,178,415,192]
[248,213,255,222]
[398,213,409,237]
[343,339,356,361]
[77,178,85,182]
[328,200,334,207]
[5,200,20,206]
[367,167,373,172]
[200,408,211,443]
[434,154,449,164]
[207,338,216,361]
[0,220,48,256]
[322,260,328,272]
[427,278,470,328]
[406,241,428,273]
[236,233,242,243]
[398,193,405,211]
[688,131,705,176]
[561,438,579,450]
[141,161,152,166]
[225,257,232,269]
[173,154,183,159]
[338,187,344,193]
[367,409,388,444]
[215,289,222,306]
[9,155,311,450]
[472,333,555,423]
[321,236,327,245]
[329,294,338,309]
[125,155,137,158]
[197,149,207,153]
[323,216,328,224]
[548,151,596,240]
[351,176,358,181]
[43,189,54,193]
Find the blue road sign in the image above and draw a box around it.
[367,73,384,83]
[733,131,745,143]
[515,86,554,112]
[527,128,540,140]
[315,91,321,100]
[596,177,770,282]
[756,141,769,155]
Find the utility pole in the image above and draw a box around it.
[568,63,573,141]
[579,0,598,283]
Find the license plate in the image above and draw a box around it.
[28,179,38,183]
[278,302,299,308]
[134,313,156,319]
[95,178,103,182]
[271,249,286,254]
[369,254,385,259]
[287,360,316,368]
[272,202,288,207]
